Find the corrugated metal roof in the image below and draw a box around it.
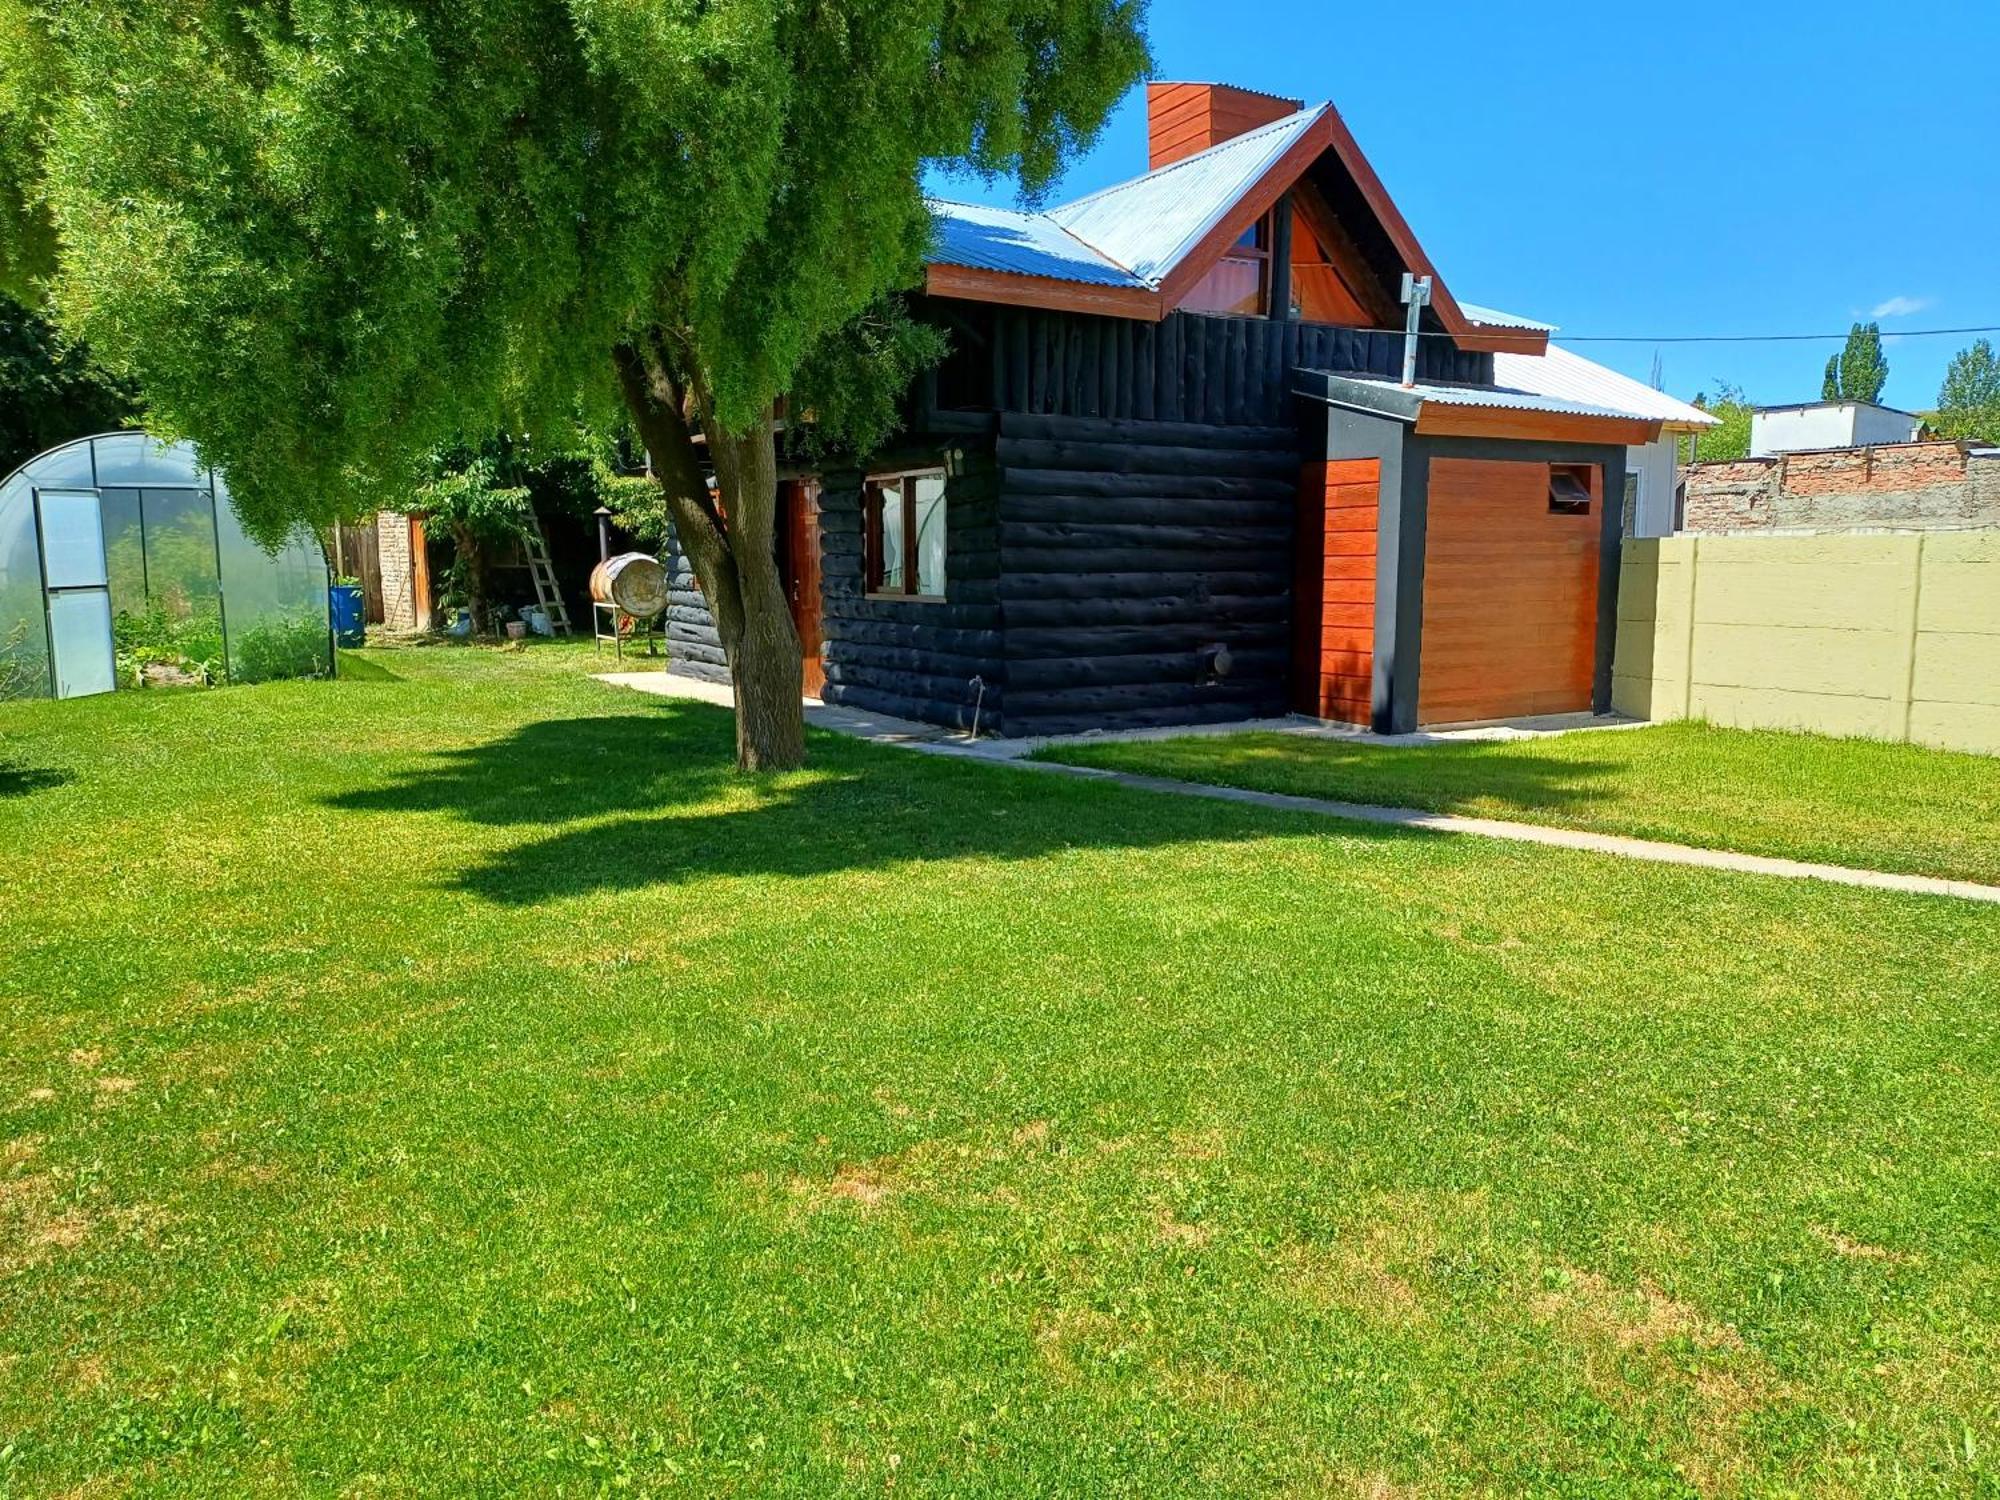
[926,198,1146,287]
[1296,371,1646,424]
[1046,105,1328,285]
[1494,344,1718,428]
[1456,302,1557,332]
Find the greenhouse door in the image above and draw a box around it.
[34,488,115,698]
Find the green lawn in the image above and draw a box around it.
[1034,721,2000,886]
[3,644,1996,1496]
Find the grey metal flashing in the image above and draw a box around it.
[1293,369,1425,423]
[1592,448,1629,714]
[1321,404,1410,734]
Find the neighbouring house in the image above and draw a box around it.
[1682,441,2000,534]
[668,82,1715,734]
[1750,401,1924,457]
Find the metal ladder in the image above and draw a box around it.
[524,518,572,635]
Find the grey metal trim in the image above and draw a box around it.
[1321,404,1410,733]
[1592,449,1628,714]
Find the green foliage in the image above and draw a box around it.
[1685,381,1753,462]
[792,297,951,460]
[600,464,673,553]
[113,603,224,685]
[411,450,535,545]
[1934,338,2000,442]
[0,291,138,477]
[231,610,330,683]
[1822,321,1889,403]
[9,0,1149,541]
[0,0,61,297]
[0,618,46,699]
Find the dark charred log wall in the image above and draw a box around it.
[926,304,1488,424]
[667,305,1414,734]
[994,412,1297,737]
[661,525,729,684]
[815,442,1003,730]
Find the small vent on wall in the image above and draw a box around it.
[1549,465,1594,516]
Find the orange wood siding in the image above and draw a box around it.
[1413,402,1658,447]
[1288,179,1396,328]
[1419,458,1599,725]
[1292,458,1380,723]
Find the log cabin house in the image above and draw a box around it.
[667,82,1702,736]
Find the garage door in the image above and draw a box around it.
[1419,458,1600,726]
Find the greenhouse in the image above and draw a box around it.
[0,432,331,700]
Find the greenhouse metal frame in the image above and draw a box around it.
[0,431,332,700]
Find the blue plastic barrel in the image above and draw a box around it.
[329,583,365,647]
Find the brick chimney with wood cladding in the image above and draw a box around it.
[1147,82,1305,168]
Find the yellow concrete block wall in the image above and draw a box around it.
[1613,531,2000,755]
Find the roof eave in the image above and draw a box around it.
[1413,403,1663,446]
[923,262,1165,320]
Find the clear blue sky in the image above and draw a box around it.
[928,0,2000,413]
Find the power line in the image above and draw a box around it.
[1383,323,2000,347]
[1560,325,2000,346]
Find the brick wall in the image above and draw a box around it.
[377,510,419,632]
[1683,442,2000,533]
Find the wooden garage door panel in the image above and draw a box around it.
[1419,458,1598,725]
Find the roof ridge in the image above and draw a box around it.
[1048,102,1328,217]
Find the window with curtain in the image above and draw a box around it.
[1176,215,1271,317]
[864,470,947,599]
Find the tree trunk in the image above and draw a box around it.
[613,339,807,770]
[451,520,492,634]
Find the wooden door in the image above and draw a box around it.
[1418,458,1599,725]
[779,481,825,698]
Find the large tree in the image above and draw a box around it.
[4,0,1149,768]
[1686,382,1753,463]
[1934,338,2000,442]
[1822,321,1889,404]
[0,291,137,476]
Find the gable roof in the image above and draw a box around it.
[925,99,1533,352]
[1493,343,1719,433]
[1044,107,1329,284]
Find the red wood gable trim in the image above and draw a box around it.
[1153,112,1341,313]
[1307,102,1547,355]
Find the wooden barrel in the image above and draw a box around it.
[589,552,669,620]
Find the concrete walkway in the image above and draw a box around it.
[596,671,2000,905]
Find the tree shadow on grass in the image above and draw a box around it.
[325,703,1633,906]
[328,710,745,829]
[323,704,1419,904]
[0,760,71,798]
